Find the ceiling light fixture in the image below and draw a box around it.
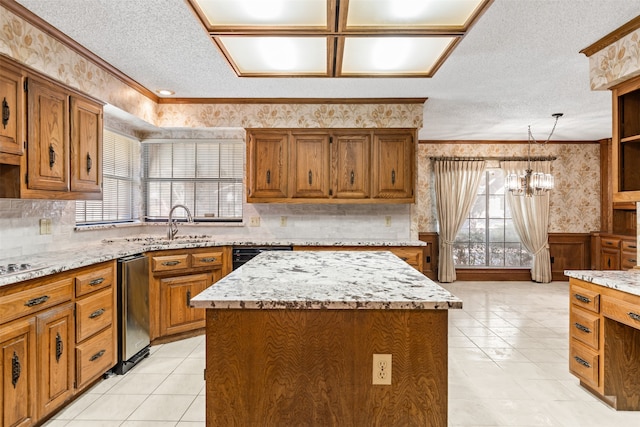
[187,0,492,77]
[506,113,563,197]
[156,89,175,96]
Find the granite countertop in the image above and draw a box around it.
[191,251,461,310]
[565,269,640,298]
[0,236,426,287]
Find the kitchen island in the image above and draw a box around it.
[191,250,461,426]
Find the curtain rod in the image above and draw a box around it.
[429,156,557,161]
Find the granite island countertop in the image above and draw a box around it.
[191,251,461,310]
[565,269,640,298]
[0,236,426,287]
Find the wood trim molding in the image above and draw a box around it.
[580,16,640,57]
[420,140,600,145]
[0,0,158,102]
[158,97,428,105]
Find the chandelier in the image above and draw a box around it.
[506,113,563,197]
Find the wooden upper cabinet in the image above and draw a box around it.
[612,75,640,202]
[0,57,24,157]
[291,132,331,198]
[26,76,70,192]
[332,132,370,199]
[247,131,288,200]
[372,130,414,200]
[70,96,102,193]
[247,128,415,203]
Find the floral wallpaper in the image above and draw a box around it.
[588,27,640,90]
[416,143,601,234]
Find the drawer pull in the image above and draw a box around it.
[400,257,408,261]
[186,290,191,307]
[162,260,181,266]
[628,259,637,263]
[573,294,591,304]
[391,169,396,185]
[89,349,106,362]
[89,277,105,286]
[11,351,20,388]
[2,97,9,129]
[49,144,56,168]
[350,170,355,185]
[24,295,49,307]
[574,322,591,334]
[55,332,63,362]
[199,257,217,263]
[89,308,105,319]
[574,356,591,368]
[266,169,271,184]
[628,312,640,322]
[629,245,637,249]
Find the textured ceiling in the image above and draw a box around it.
[14,0,640,141]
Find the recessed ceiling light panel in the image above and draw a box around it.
[340,36,456,76]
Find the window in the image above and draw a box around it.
[143,139,243,221]
[76,130,140,225]
[453,169,532,267]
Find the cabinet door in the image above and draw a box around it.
[291,132,330,198]
[371,131,414,199]
[160,271,221,337]
[70,96,102,193]
[601,248,620,270]
[37,302,74,418]
[26,77,70,191]
[247,131,288,199]
[332,132,370,199]
[0,317,36,427]
[0,58,24,156]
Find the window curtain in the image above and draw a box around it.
[500,160,552,283]
[433,159,486,283]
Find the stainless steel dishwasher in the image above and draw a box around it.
[115,254,150,374]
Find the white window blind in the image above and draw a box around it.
[76,130,141,224]
[142,139,243,221]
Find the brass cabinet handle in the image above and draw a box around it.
[89,277,105,286]
[11,351,20,388]
[186,290,191,307]
[628,312,640,322]
[49,144,56,168]
[308,170,312,185]
[89,349,106,362]
[199,257,217,263]
[266,169,271,184]
[629,245,637,249]
[1,97,9,129]
[391,169,396,185]
[89,308,105,319]
[574,322,591,334]
[55,332,63,362]
[162,260,181,266]
[86,153,92,173]
[573,356,591,368]
[573,294,591,304]
[350,170,354,185]
[24,295,49,307]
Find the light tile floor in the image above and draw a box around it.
[44,281,640,426]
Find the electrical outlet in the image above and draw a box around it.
[249,216,260,227]
[280,216,287,227]
[385,216,392,227]
[372,354,392,385]
[39,218,52,235]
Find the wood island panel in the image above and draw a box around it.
[205,309,447,426]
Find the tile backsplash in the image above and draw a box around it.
[0,199,412,258]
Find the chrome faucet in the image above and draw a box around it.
[167,204,193,240]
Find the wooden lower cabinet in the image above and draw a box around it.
[148,247,231,343]
[0,261,116,426]
[592,233,636,271]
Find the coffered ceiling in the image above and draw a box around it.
[12,0,640,141]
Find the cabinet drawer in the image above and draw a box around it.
[621,251,637,269]
[622,240,638,252]
[192,251,223,268]
[601,237,621,249]
[75,265,113,297]
[389,247,422,267]
[570,306,599,350]
[151,254,190,272]
[569,341,599,389]
[75,327,114,389]
[76,288,113,342]
[601,295,640,330]
[0,278,73,324]
[570,285,600,313]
